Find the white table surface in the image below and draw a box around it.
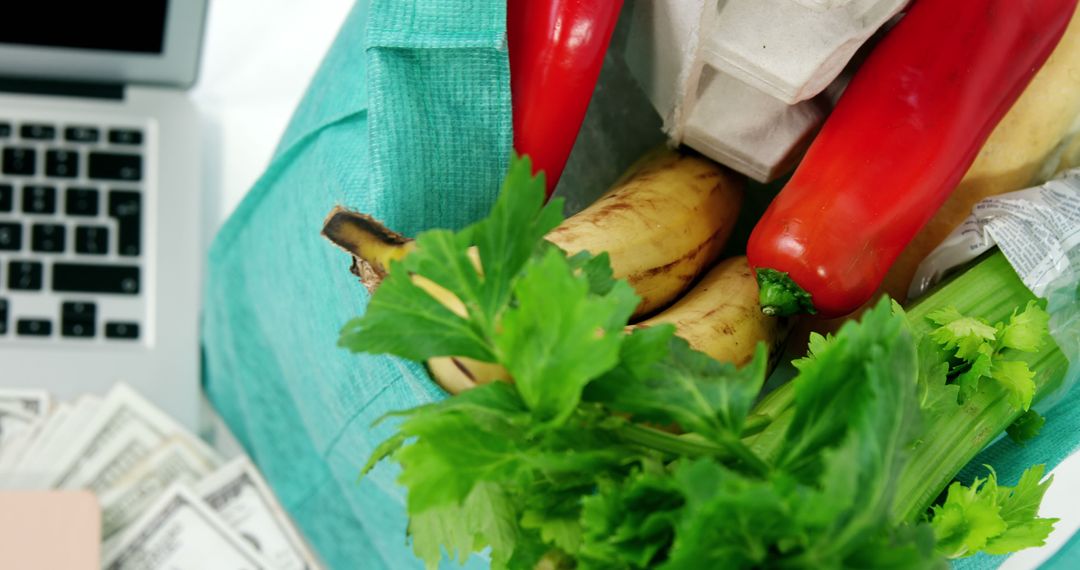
[184,3,1080,567]
[191,0,354,248]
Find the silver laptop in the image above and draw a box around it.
[0,2,208,428]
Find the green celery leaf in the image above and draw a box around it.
[400,155,562,336]
[1007,410,1046,444]
[927,308,997,362]
[496,247,639,426]
[520,511,581,556]
[658,456,942,569]
[584,325,676,406]
[567,250,618,297]
[777,298,919,481]
[955,347,994,404]
[469,155,565,328]
[662,454,939,569]
[504,528,550,570]
[791,331,836,372]
[992,360,1037,411]
[592,334,768,442]
[922,304,1044,410]
[338,266,494,362]
[915,335,959,419]
[930,465,1057,558]
[339,154,560,361]
[361,431,409,475]
[798,310,920,562]
[999,301,1049,353]
[578,467,684,570]
[983,518,1057,556]
[930,478,1007,558]
[845,523,945,570]
[985,464,1058,555]
[409,482,520,570]
[661,459,799,570]
[387,382,531,512]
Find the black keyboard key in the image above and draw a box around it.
[88,152,141,181]
[65,126,100,143]
[0,184,11,211]
[45,150,79,178]
[105,321,139,340]
[8,261,43,290]
[108,191,141,256]
[31,224,65,253]
[0,223,19,251]
[17,319,51,336]
[108,129,142,145]
[3,148,35,175]
[61,301,96,338]
[0,299,6,334]
[0,123,10,138]
[52,263,139,294]
[20,124,55,140]
[65,187,99,216]
[75,226,108,255]
[22,185,55,214]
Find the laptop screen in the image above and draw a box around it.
[0,3,168,55]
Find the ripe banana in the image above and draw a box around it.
[546,147,744,318]
[632,256,791,370]
[323,147,745,394]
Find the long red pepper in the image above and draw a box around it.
[747,0,1078,319]
[508,0,623,197]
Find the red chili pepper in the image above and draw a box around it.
[508,0,624,197]
[747,0,1078,318]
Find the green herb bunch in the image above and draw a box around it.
[340,157,1061,569]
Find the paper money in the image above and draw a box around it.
[45,384,220,489]
[0,384,315,569]
[7,396,100,488]
[0,402,71,485]
[0,403,35,447]
[0,388,51,416]
[99,438,219,540]
[103,483,272,569]
[197,457,321,570]
[64,425,164,493]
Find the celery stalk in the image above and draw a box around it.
[745,251,1072,524]
[891,251,1068,523]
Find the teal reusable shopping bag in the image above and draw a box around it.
[202,0,1080,568]
[202,1,509,568]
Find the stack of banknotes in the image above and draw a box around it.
[0,384,321,569]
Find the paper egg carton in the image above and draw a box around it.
[625,0,906,182]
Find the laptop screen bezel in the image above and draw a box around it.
[0,1,209,89]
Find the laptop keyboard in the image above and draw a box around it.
[0,117,146,344]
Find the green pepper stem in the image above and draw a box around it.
[756,268,817,317]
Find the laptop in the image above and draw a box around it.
[0,2,208,429]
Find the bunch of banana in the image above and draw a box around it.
[324,147,787,394]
